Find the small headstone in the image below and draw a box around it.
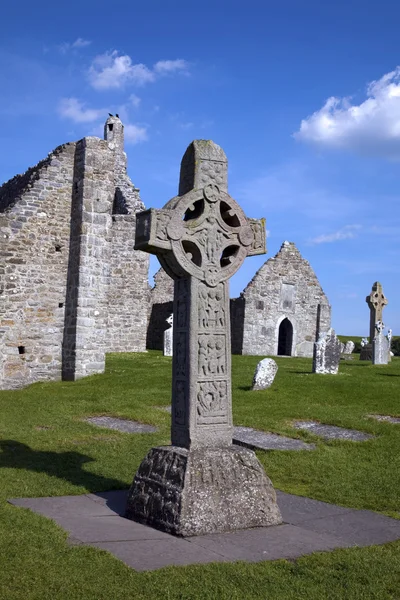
[340,342,345,354]
[163,314,173,357]
[343,341,355,354]
[372,320,389,365]
[312,328,341,374]
[252,358,278,390]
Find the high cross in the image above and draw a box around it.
[366,281,388,341]
[135,140,265,448]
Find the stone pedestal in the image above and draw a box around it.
[360,344,372,361]
[126,445,281,536]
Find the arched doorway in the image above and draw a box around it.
[277,318,293,356]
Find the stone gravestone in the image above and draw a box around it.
[163,314,173,357]
[387,328,392,362]
[343,341,355,354]
[312,328,341,374]
[361,282,388,361]
[252,358,278,390]
[125,140,282,536]
[372,321,389,365]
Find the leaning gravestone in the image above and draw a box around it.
[252,358,278,390]
[343,341,355,354]
[372,321,389,365]
[312,328,341,374]
[361,282,388,361]
[387,328,392,363]
[163,314,173,357]
[125,140,282,536]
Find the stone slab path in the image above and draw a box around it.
[84,417,157,434]
[9,490,400,572]
[293,421,374,441]
[367,415,400,424]
[233,426,315,451]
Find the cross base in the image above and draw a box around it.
[125,445,282,536]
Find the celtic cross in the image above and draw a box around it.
[366,282,388,342]
[135,140,266,449]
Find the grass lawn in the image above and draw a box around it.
[0,351,399,599]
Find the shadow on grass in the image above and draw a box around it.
[377,373,400,377]
[0,440,126,492]
[238,385,252,391]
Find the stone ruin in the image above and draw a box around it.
[148,241,332,358]
[125,139,282,536]
[0,117,149,389]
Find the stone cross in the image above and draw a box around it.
[134,140,265,449]
[366,282,388,342]
[126,140,281,536]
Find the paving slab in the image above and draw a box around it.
[233,426,315,451]
[84,416,157,434]
[367,414,400,424]
[9,488,400,572]
[293,421,374,441]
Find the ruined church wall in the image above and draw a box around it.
[147,267,174,350]
[0,143,76,389]
[241,247,331,357]
[62,137,115,380]
[107,215,150,353]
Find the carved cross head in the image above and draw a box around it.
[366,281,388,312]
[135,140,266,287]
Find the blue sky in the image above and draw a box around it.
[1,0,399,335]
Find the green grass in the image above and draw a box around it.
[0,352,399,599]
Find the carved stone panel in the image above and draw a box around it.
[196,380,228,425]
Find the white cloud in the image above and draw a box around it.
[124,123,148,144]
[58,97,104,123]
[309,224,362,245]
[88,52,189,90]
[153,59,188,74]
[129,94,141,108]
[89,52,155,89]
[59,38,91,54]
[295,67,400,159]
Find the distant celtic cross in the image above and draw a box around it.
[135,140,265,448]
[366,282,388,342]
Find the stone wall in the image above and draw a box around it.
[0,117,150,389]
[0,143,76,389]
[236,241,331,357]
[147,267,174,350]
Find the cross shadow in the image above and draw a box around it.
[0,440,127,492]
[377,373,400,377]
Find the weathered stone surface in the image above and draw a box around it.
[372,322,389,365]
[252,358,278,390]
[360,343,373,361]
[231,241,331,358]
[163,314,173,357]
[293,421,374,441]
[0,116,148,390]
[343,341,355,354]
[233,426,315,451]
[126,139,282,535]
[85,416,157,433]
[126,445,281,536]
[367,415,400,424]
[312,328,341,374]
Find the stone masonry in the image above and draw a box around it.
[147,241,331,358]
[0,116,149,390]
[126,140,282,536]
[231,241,331,357]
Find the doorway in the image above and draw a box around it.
[277,318,293,356]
